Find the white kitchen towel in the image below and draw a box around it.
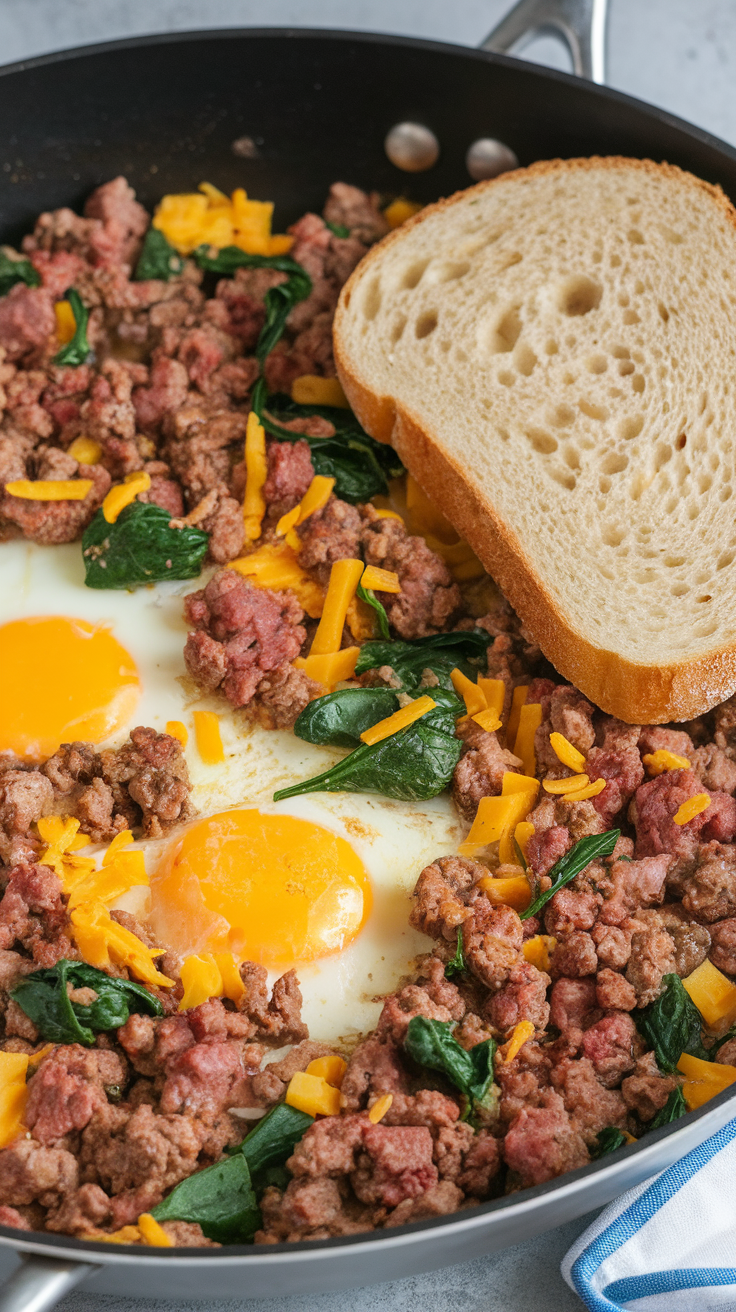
[560,1118,736,1310]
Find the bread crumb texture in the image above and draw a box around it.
[335,158,736,723]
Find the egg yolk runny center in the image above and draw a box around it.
[0,616,141,760]
[151,809,372,969]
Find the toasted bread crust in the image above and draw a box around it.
[334,157,736,725]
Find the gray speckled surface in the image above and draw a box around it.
[0,1,732,1306]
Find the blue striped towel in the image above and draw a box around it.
[561,1119,736,1310]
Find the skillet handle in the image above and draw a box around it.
[479,0,608,83]
[0,1255,95,1312]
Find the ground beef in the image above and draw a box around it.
[452,722,524,822]
[587,718,644,826]
[709,918,736,974]
[551,1056,629,1143]
[25,1046,126,1145]
[409,854,484,941]
[632,770,736,861]
[296,494,362,586]
[263,439,314,519]
[621,1051,678,1121]
[360,504,462,639]
[98,726,193,839]
[626,919,677,1006]
[462,901,524,990]
[184,569,305,708]
[485,960,550,1033]
[680,843,736,922]
[0,862,74,968]
[503,1089,589,1187]
[0,1138,78,1207]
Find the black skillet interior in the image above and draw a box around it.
[3,27,736,251]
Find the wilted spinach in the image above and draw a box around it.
[11,960,162,1047]
[404,1017,496,1115]
[152,1153,260,1244]
[444,929,466,980]
[520,830,621,922]
[238,1103,314,1194]
[53,288,91,367]
[649,1086,687,1128]
[593,1127,628,1157]
[356,578,390,640]
[636,974,710,1073]
[324,220,350,238]
[193,248,311,363]
[0,249,41,296]
[293,687,400,748]
[355,630,492,692]
[82,501,209,590]
[134,226,184,281]
[274,688,463,803]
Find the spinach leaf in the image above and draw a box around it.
[152,1152,260,1244]
[293,687,399,748]
[444,929,466,980]
[649,1086,687,1129]
[324,220,350,238]
[193,248,311,363]
[53,288,91,367]
[709,1024,736,1057]
[274,689,463,803]
[11,960,162,1047]
[134,226,184,281]
[356,579,390,640]
[238,1103,313,1193]
[404,1017,496,1111]
[0,249,41,296]
[82,500,209,590]
[520,829,621,922]
[252,389,404,504]
[355,630,492,692]
[593,1127,628,1157]
[636,974,710,1073]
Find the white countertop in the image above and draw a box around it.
[0,1,734,1307]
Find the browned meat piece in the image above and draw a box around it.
[580,1012,640,1087]
[82,177,149,267]
[0,1206,31,1231]
[485,960,550,1033]
[497,1039,553,1123]
[626,919,677,1006]
[45,1182,112,1235]
[596,855,670,926]
[138,459,185,519]
[257,1176,372,1243]
[526,794,606,877]
[621,1051,678,1120]
[632,769,736,860]
[461,901,524,990]
[0,862,74,968]
[544,886,601,937]
[0,460,110,544]
[288,1113,365,1179]
[551,1056,629,1144]
[99,726,193,838]
[384,1180,465,1228]
[0,284,55,361]
[25,1045,126,1146]
[41,741,100,793]
[297,495,362,586]
[716,1038,736,1065]
[680,843,736,923]
[78,359,143,477]
[250,664,322,730]
[549,977,599,1039]
[456,1130,501,1197]
[184,570,305,709]
[691,743,736,795]
[79,1102,205,1211]
[176,485,244,565]
[709,918,736,974]
[639,725,695,759]
[360,504,463,639]
[350,1124,437,1208]
[586,717,644,827]
[262,439,314,519]
[535,686,596,773]
[713,695,736,755]
[409,854,484,942]
[596,968,637,1011]
[4,999,40,1043]
[527,823,570,877]
[549,931,598,979]
[0,769,52,865]
[646,904,711,976]
[133,355,189,433]
[340,1038,410,1113]
[452,722,524,822]
[379,1089,460,1130]
[162,399,247,507]
[590,922,634,971]
[503,1089,589,1187]
[0,1138,78,1206]
[245,1040,334,1108]
[375,981,461,1046]
[234,963,308,1045]
[323,183,390,244]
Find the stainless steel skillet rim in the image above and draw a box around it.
[0,1083,733,1263]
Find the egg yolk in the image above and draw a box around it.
[0,616,141,759]
[150,809,372,969]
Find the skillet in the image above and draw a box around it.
[2,0,736,1304]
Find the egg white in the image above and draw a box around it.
[2,540,464,1044]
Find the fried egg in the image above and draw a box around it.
[1,537,462,1043]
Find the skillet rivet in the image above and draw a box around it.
[385,123,439,173]
[466,138,519,181]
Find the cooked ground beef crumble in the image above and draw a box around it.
[1,176,736,1247]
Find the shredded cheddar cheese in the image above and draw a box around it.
[374,508,404,523]
[673,793,711,826]
[451,667,486,719]
[310,558,364,655]
[472,708,503,733]
[5,478,93,501]
[70,902,174,988]
[682,958,736,1027]
[193,710,224,765]
[504,1020,535,1063]
[286,1070,341,1117]
[478,678,505,721]
[102,470,151,524]
[459,787,536,856]
[384,198,423,228]
[179,953,223,1011]
[643,749,691,775]
[677,1051,736,1110]
[213,952,247,1007]
[522,935,557,971]
[291,375,350,408]
[228,541,325,618]
[368,1093,394,1123]
[137,1214,174,1247]
[361,565,400,594]
[514,820,535,859]
[564,777,607,801]
[54,298,77,343]
[549,732,586,773]
[360,694,436,746]
[506,686,528,753]
[502,773,540,800]
[243,411,267,541]
[153,183,292,256]
[0,1052,29,1150]
[294,647,360,690]
[513,703,543,777]
[277,475,335,540]
[306,1055,347,1087]
[476,873,531,912]
[166,719,188,747]
[67,436,102,465]
[543,774,590,795]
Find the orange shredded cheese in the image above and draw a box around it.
[294,647,360,690]
[677,1051,736,1109]
[166,719,188,747]
[451,667,486,719]
[193,710,224,765]
[306,1055,347,1087]
[5,478,93,501]
[310,558,364,655]
[54,299,77,343]
[102,470,151,524]
[213,951,246,1006]
[674,794,711,826]
[459,788,536,856]
[513,703,543,777]
[549,732,586,773]
[502,773,540,800]
[360,695,436,746]
[682,958,736,1027]
[564,777,607,801]
[472,708,503,733]
[374,508,404,523]
[153,183,292,256]
[506,686,528,753]
[361,565,400,594]
[543,774,590,795]
[522,935,557,971]
[0,1052,29,1150]
[243,411,267,541]
[137,1214,174,1247]
[476,873,531,912]
[275,474,335,538]
[67,436,102,465]
[70,902,173,987]
[368,1093,394,1123]
[504,1020,535,1063]
[514,820,535,859]
[384,198,423,228]
[643,749,691,775]
[286,1071,341,1117]
[179,953,222,1011]
[478,678,505,721]
[228,541,325,618]
[291,375,350,408]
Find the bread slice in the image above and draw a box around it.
[334,157,736,725]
